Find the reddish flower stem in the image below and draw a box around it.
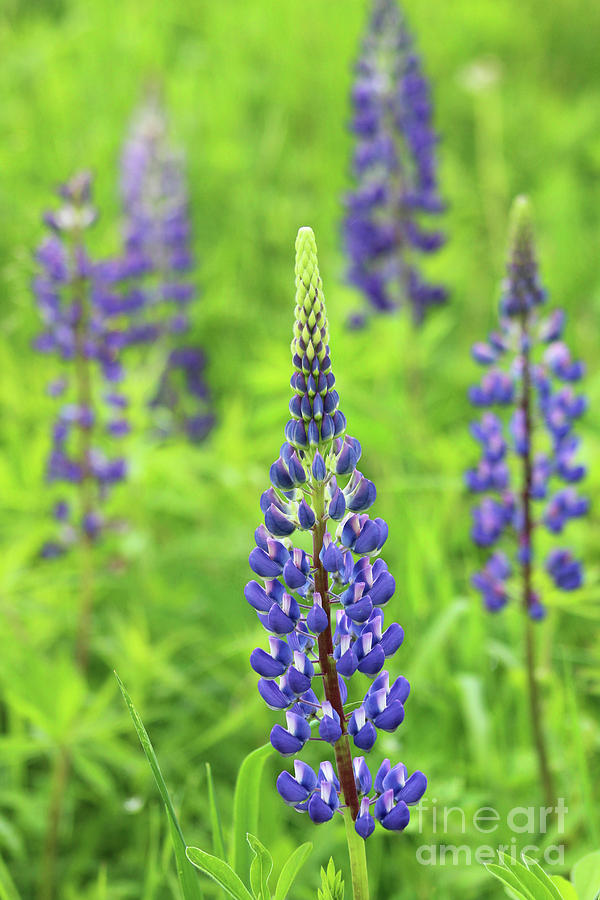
[312,493,360,820]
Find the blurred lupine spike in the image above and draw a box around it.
[35,172,128,555]
[343,0,447,326]
[246,227,425,845]
[466,195,588,620]
[117,90,214,441]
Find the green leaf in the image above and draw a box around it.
[206,763,226,860]
[550,876,579,900]
[498,853,556,900]
[247,833,272,900]
[274,842,313,900]
[487,854,566,900]
[0,855,22,900]
[522,856,566,900]
[230,744,272,881]
[486,863,531,900]
[573,851,600,900]
[186,847,254,900]
[115,673,202,900]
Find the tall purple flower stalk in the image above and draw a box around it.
[466,196,588,805]
[34,173,133,899]
[117,93,214,440]
[343,0,446,327]
[245,228,425,896]
[34,172,129,572]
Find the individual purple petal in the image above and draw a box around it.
[307,594,329,634]
[355,797,375,839]
[244,580,272,613]
[381,623,404,657]
[249,547,283,578]
[250,647,288,679]
[318,702,342,743]
[298,499,316,529]
[276,771,310,806]
[257,678,292,710]
[373,701,405,732]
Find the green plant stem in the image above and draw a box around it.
[343,808,370,900]
[38,747,71,900]
[525,619,554,810]
[72,240,95,672]
[519,307,555,811]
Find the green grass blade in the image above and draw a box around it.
[169,818,205,900]
[274,842,313,900]
[115,673,203,900]
[230,744,272,881]
[186,848,253,900]
[206,763,226,860]
[247,833,272,900]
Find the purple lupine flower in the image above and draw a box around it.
[467,197,588,619]
[246,227,425,839]
[117,93,213,440]
[343,0,446,326]
[34,172,128,554]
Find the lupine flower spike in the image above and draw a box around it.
[466,196,588,806]
[34,172,129,669]
[343,0,446,327]
[246,227,425,899]
[35,172,128,559]
[106,92,214,440]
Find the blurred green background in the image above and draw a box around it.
[1,0,599,897]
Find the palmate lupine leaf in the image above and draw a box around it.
[115,673,203,900]
[230,744,272,882]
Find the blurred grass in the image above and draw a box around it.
[0,0,600,898]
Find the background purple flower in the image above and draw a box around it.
[34,172,129,555]
[466,196,588,620]
[343,0,447,325]
[117,92,214,440]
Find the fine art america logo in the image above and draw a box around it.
[413,798,568,866]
